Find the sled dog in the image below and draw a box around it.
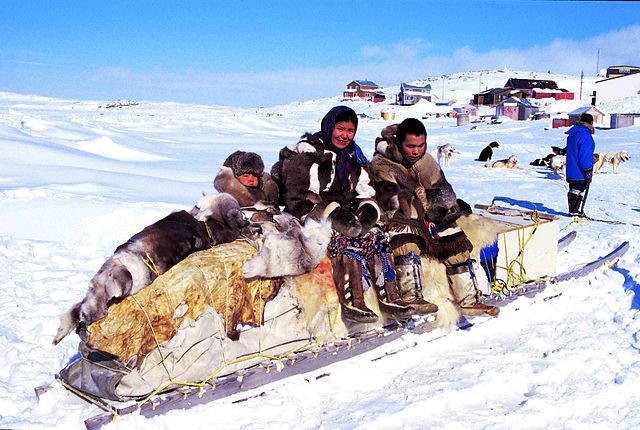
[243,213,333,278]
[53,193,249,345]
[437,144,459,167]
[549,154,566,175]
[593,151,631,174]
[476,141,499,162]
[486,155,519,169]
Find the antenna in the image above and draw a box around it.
[596,48,600,76]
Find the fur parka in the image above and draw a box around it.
[369,124,472,260]
[271,131,379,221]
[214,151,280,222]
[370,124,453,221]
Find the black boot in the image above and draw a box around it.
[568,190,584,217]
[331,255,379,324]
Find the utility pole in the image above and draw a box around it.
[596,48,600,76]
[442,76,445,99]
[579,71,584,100]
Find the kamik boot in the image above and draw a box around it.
[331,255,378,324]
[393,253,439,315]
[367,254,415,319]
[446,260,499,317]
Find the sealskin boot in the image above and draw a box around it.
[367,255,415,319]
[446,260,499,317]
[331,255,378,324]
[393,253,439,315]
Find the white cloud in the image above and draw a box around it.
[92,24,640,107]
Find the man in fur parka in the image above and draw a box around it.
[370,118,499,316]
[271,106,418,323]
[214,150,280,222]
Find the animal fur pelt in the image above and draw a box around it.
[53,192,249,345]
[242,213,333,278]
[423,213,501,330]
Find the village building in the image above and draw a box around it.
[343,80,380,101]
[495,97,539,121]
[567,106,605,126]
[474,78,574,106]
[473,87,516,106]
[596,72,640,104]
[397,82,432,105]
[504,78,574,101]
[606,65,640,78]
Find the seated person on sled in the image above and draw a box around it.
[271,106,436,324]
[370,118,499,317]
[214,150,280,222]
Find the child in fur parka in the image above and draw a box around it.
[214,151,280,222]
[370,118,499,317]
[271,106,418,324]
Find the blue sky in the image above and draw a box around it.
[2,0,640,107]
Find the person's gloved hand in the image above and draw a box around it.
[584,168,593,183]
[329,207,362,237]
[356,203,379,234]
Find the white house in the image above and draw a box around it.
[596,72,640,104]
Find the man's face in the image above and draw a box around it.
[331,120,356,149]
[400,133,427,163]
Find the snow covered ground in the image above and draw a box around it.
[1,69,639,429]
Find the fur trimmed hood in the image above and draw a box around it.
[214,166,279,208]
[374,124,407,165]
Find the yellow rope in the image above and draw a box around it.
[492,210,542,293]
[136,340,314,408]
[143,253,160,277]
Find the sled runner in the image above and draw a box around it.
[48,208,629,430]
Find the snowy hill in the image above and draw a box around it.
[0,71,639,429]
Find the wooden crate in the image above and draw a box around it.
[476,206,559,287]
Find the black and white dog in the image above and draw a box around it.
[53,193,249,345]
[530,146,566,167]
[476,141,499,162]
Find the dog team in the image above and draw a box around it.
[56,106,508,345]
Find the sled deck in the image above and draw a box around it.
[58,236,628,430]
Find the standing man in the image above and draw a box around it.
[565,113,596,217]
[370,118,498,316]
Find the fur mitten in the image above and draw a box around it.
[329,207,362,237]
[356,203,379,234]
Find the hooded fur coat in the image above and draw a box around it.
[214,151,280,222]
[370,124,453,221]
[271,131,379,222]
[369,124,472,260]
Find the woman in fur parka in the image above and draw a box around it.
[370,118,499,317]
[214,150,280,222]
[271,106,416,323]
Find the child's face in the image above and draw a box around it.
[238,173,259,187]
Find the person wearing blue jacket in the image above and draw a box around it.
[565,112,596,217]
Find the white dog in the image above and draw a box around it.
[549,154,566,175]
[485,155,520,169]
[243,214,333,278]
[437,144,459,167]
[53,193,248,345]
[593,151,631,174]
